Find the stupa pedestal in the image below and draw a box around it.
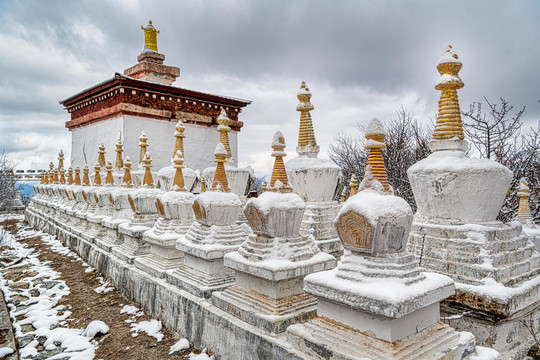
[97,188,132,252]
[286,82,343,258]
[213,132,336,334]
[406,46,540,359]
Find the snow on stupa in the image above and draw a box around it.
[288,119,495,360]
[286,82,343,258]
[407,45,540,358]
[214,131,336,334]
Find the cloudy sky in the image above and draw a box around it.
[1,0,539,176]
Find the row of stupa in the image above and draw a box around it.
[26,40,539,359]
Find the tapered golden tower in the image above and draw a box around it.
[268,131,292,193]
[97,144,106,167]
[171,150,187,192]
[115,139,124,171]
[173,120,186,159]
[517,178,534,224]
[141,20,160,52]
[200,178,206,193]
[67,167,73,185]
[431,45,467,152]
[139,131,149,168]
[74,167,81,185]
[58,150,64,171]
[211,143,230,192]
[122,157,134,188]
[349,175,358,197]
[364,118,390,193]
[217,109,233,161]
[93,163,102,186]
[82,165,90,186]
[142,152,155,187]
[52,169,59,184]
[105,161,115,186]
[59,168,66,184]
[261,180,267,193]
[296,82,319,157]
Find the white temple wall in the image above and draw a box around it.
[70,115,239,172]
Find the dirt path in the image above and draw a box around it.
[0,218,210,360]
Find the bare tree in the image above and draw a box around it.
[462,98,538,223]
[329,106,431,210]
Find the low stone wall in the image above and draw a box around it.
[26,208,308,360]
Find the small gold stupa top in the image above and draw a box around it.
[82,165,90,186]
[261,180,267,193]
[58,150,64,171]
[296,82,319,157]
[74,167,81,185]
[173,119,186,159]
[349,174,358,197]
[217,110,233,162]
[105,161,115,186]
[431,45,466,152]
[98,144,106,167]
[517,178,533,224]
[364,118,390,193]
[93,163,102,186]
[139,131,149,168]
[211,143,230,192]
[67,167,74,185]
[115,138,124,170]
[268,131,292,193]
[200,178,206,193]
[171,150,187,192]
[142,152,155,187]
[141,20,160,52]
[59,168,66,184]
[122,157,134,188]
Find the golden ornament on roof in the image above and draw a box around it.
[141,20,160,52]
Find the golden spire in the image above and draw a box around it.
[268,131,292,193]
[93,163,102,186]
[122,157,134,188]
[52,168,59,184]
[364,118,390,192]
[217,109,233,161]
[97,143,106,167]
[59,168,66,184]
[142,152,155,187]
[115,138,124,170]
[296,81,319,157]
[261,180,267,193]
[349,175,358,197]
[105,161,115,186]
[141,20,160,52]
[74,167,81,185]
[517,178,533,224]
[171,150,187,192]
[82,165,90,186]
[200,178,206,193]
[173,119,186,159]
[58,150,64,171]
[431,45,466,151]
[139,131,149,168]
[40,172,44,184]
[67,167,74,185]
[340,188,347,202]
[211,143,230,192]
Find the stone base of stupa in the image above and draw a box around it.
[133,229,184,278]
[301,202,343,258]
[95,217,129,252]
[113,222,153,264]
[157,166,198,192]
[165,253,235,298]
[82,213,108,242]
[287,318,484,360]
[408,220,540,359]
[202,165,252,198]
[1,193,25,214]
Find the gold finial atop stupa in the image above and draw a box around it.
[40,172,45,184]
[105,161,114,186]
[296,81,319,157]
[217,109,233,161]
[340,188,347,202]
[173,119,186,159]
[431,45,467,152]
[115,137,124,171]
[74,167,81,185]
[364,118,391,193]
[52,168,59,184]
[200,178,206,193]
[268,131,292,193]
[139,131,149,168]
[97,144,106,167]
[141,20,160,52]
[517,178,534,225]
[82,165,90,186]
[58,150,64,171]
[93,163,102,186]
[261,180,267,193]
[67,167,73,185]
[349,174,358,197]
[210,143,230,192]
[59,168,66,184]
[142,152,155,187]
[122,157,133,188]
[171,150,187,192]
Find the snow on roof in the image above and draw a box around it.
[247,191,304,215]
[408,151,511,174]
[285,156,341,170]
[196,190,241,207]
